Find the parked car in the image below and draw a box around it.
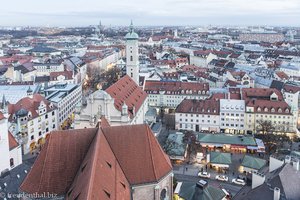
[215,175,229,182]
[232,178,246,185]
[198,171,211,178]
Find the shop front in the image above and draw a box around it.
[230,145,247,153]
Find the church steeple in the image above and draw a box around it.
[125,21,139,84]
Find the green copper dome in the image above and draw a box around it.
[125,21,139,40]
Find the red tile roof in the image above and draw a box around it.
[283,84,300,94]
[0,112,5,120]
[242,88,283,102]
[176,99,220,115]
[8,94,56,121]
[99,116,110,128]
[20,124,172,199]
[193,50,212,57]
[8,131,19,150]
[105,75,148,118]
[20,128,98,196]
[102,124,172,185]
[144,80,209,95]
[50,71,73,81]
[275,71,289,80]
[247,99,291,115]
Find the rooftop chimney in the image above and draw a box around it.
[273,187,280,200]
[196,180,208,189]
[293,159,299,171]
[269,156,285,172]
[252,171,265,189]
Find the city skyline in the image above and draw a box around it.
[0,0,299,27]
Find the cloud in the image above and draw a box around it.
[0,0,299,26]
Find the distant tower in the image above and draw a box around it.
[125,21,139,84]
[97,20,104,41]
[174,29,178,38]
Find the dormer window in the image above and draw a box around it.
[278,108,282,113]
[285,108,289,113]
[257,107,261,112]
[264,108,268,112]
[271,108,275,112]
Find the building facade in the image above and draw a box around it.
[8,93,58,154]
[0,112,22,175]
[144,81,210,110]
[175,99,220,132]
[74,75,148,128]
[125,21,139,84]
[44,83,82,127]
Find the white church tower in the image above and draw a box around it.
[125,21,139,84]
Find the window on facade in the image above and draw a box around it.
[130,56,133,61]
[31,135,34,140]
[10,158,14,167]
[45,114,48,119]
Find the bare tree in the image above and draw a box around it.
[256,120,275,134]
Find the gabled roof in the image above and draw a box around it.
[178,181,226,200]
[8,131,19,150]
[209,152,231,165]
[105,75,147,118]
[20,124,172,199]
[144,80,209,95]
[176,99,220,115]
[20,128,98,196]
[102,124,172,185]
[241,155,266,170]
[8,94,55,121]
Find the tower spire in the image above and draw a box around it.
[130,20,134,33]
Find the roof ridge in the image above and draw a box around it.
[37,133,52,193]
[146,125,158,181]
[101,127,131,185]
[86,128,102,200]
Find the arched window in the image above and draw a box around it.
[10,158,14,167]
[160,188,168,200]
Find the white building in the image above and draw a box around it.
[220,98,246,134]
[33,62,64,76]
[190,50,217,67]
[44,83,82,127]
[125,21,139,84]
[243,88,295,134]
[74,75,148,128]
[8,93,58,154]
[175,99,220,132]
[144,80,210,109]
[0,112,22,175]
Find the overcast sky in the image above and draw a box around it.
[0,0,299,27]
